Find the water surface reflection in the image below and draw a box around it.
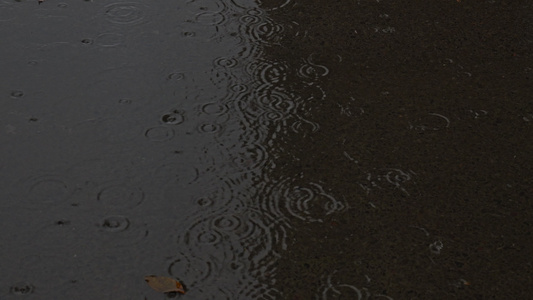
[1,0,531,299]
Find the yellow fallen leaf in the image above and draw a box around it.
[144,275,185,294]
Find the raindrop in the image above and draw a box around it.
[230,84,247,94]
[118,98,132,104]
[94,217,148,247]
[214,57,238,68]
[96,184,144,209]
[81,38,93,45]
[10,282,34,295]
[198,123,222,133]
[10,90,24,98]
[57,3,68,8]
[212,215,242,232]
[239,14,261,25]
[429,240,444,254]
[161,110,185,125]
[197,197,214,207]
[167,72,185,82]
[197,231,222,244]
[182,31,197,37]
[145,126,175,142]
[100,215,130,232]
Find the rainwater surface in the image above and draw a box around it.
[1,0,532,299]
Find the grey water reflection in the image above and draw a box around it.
[0,0,319,299]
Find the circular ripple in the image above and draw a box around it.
[245,59,288,85]
[21,175,71,208]
[195,11,226,25]
[168,252,218,288]
[245,19,284,44]
[100,215,130,232]
[95,32,124,47]
[255,85,295,115]
[200,102,228,115]
[10,282,34,295]
[263,180,346,223]
[239,14,261,25]
[96,184,144,209]
[145,126,175,141]
[94,216,148,247]
[359,168,415,195]
[409,113,450,131]
[298,63,329,80]
[212,214,242,232]
[229,143,268,173]
[161,110,185,125]
[103,2,150,25]
[167,72,185,82]
[153,162,199,185]
[198,123,223,133]
[214,56,238,68]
